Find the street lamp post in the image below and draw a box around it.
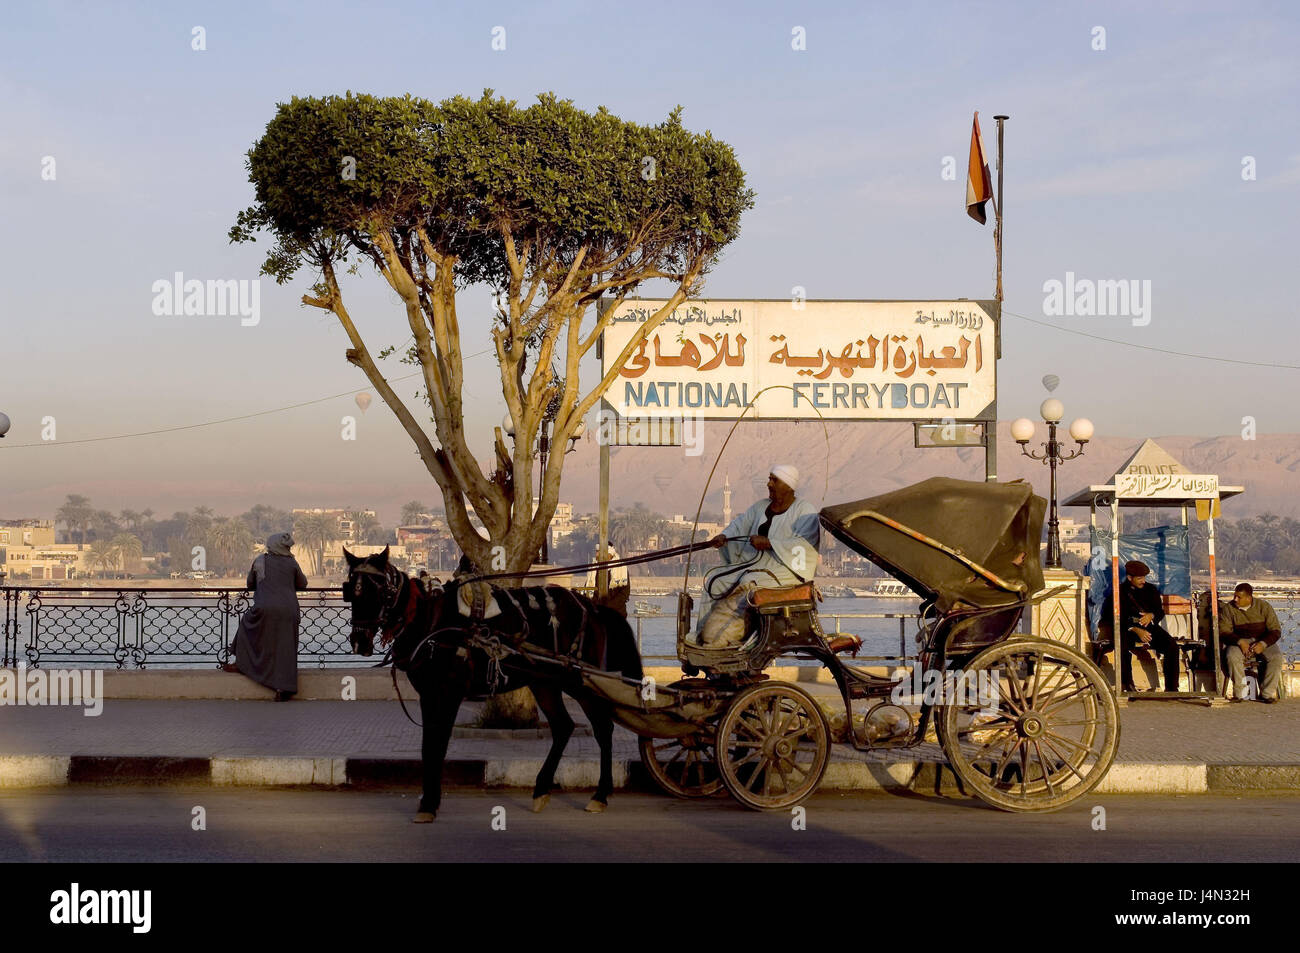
[1011,399,1093,569]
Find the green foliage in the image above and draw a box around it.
[230,90,753,290]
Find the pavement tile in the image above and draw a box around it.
[0,697,1296,767]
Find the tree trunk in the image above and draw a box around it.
[477,687,539,728]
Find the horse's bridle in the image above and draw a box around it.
[345,562,410,645]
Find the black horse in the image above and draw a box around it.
[342,547,641,822]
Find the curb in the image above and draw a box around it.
[3,755,1300,795]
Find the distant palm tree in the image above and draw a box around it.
[344,509,380,543]
[109,534,143,575]
[208,519,254,576]
[86,539,120,578]
[401,501,428,527]
[293,512,335,576]
[57,494,94,550]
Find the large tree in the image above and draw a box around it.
[232,91,751,574]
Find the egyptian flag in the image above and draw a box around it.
[966,111,994,224]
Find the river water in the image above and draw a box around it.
[8,589,1297,669]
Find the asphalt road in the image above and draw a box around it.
[0,788,1296,862]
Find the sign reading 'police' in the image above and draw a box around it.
[600,299,997,420]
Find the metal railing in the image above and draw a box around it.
[1200,589,1300,667]
[16,582,1290,672]
[2,586,362,669]
[630,610,923,662]
[2,584,928,670]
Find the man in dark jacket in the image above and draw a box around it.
[1100,560,1181,692]
[1220,583,1284,702]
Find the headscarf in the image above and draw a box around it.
[266,532,294,557]
[770,464,800,492]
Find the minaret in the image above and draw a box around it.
[723,474,732,526]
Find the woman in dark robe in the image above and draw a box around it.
[229,532,308,701]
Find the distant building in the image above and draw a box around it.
[1041,517,1092,560]
[549,502,579,547]
[0,542,88,581]
[666,515,724,540]
[290,507,377,542]
[0,519,56,548]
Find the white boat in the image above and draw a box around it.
[866,579,914,599]
[634,600,665,616]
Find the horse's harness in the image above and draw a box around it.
[344,536,751,725]
[343,562,411,646]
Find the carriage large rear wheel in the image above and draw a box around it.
[639,734,724,798]
[716,682,831,811]
[938,638,1119,812]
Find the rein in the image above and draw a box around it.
[456,537,747,586]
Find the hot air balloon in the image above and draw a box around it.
[654,474,673,492]
[1041,375,1059,393]
[355,392,372,413]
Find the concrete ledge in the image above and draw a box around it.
[483,758,630,789]
[1207,763,1300,790]
[1094,762,1208,794]
[0,755,70,788]
[80,666,892,699]
[69,756,209,785]
[47,665,1300,702]
[98,669,416,701]
[210,757,347,786]
[1,754,1298,797]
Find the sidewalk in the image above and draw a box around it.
[2,694,1297,795]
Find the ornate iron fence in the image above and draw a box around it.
[2,586,362,669]
[5,584,1294,671]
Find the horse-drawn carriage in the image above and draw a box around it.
[586,477,1119,813]
[345,477,1119,820]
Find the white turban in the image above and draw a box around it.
[770,464,799,492]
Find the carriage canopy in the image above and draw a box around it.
[819,477,1046,611]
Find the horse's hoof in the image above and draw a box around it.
[584,799,607,814]
[413,811,436,824]
[531,795,551,813]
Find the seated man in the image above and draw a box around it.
[1098,560,1181,692]
[1220,582,1284,703]
[696,464,820,647]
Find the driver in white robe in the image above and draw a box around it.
[696,464,821,646]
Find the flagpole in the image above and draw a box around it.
[984,114,1008,485]
[993,115,1008,302]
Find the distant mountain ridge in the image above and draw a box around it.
[554,423,1300,520]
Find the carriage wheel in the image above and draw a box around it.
[715,683,830,811]
[639,734,724,798]
[938,638,1119,813]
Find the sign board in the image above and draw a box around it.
[600,299,997,420]
[602,416,683,447]
[914,421,985,448]
[1115,473,1220,499]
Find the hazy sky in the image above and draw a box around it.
[2,0,1297,524]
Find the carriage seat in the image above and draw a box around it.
[749,583,817,607]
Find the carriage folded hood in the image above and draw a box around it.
[819,478,1046,609]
